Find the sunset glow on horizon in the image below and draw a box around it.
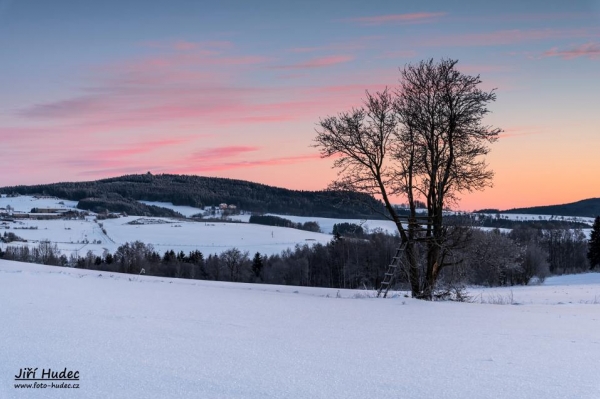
[1,0,599,211]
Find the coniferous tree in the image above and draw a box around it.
[588,216,600,270]
[252,252,264,278]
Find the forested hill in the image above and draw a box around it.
[502,198,600,218]
[0,173,387,218]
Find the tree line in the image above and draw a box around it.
[1,225,595,292]
[248,215,321,232]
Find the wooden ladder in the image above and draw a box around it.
[377,240,408,298]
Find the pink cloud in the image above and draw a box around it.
[343,12,446,25]
[115,54,269,74]
[6,40,396,184]
[303,82,391,100]
[77,166,164,178]
[192,146,260,160]
[173,41,199,51]
[456,12,593,23]
[456,64,514,74]
[16,65,275,126]
[0,126,53,141]
[498,126,544,139]
[17,96,110,119]
[96,138,193,158]
[230,115,297,123]
[72,147,323,178]
[51,137,196,177]
[14,40,376,137]
[141,40,233,53]
[542,42,600,59]
[216,153,322,169]
[272,55,353,70]
[12,77,390,145]
[177,153,322,173]
[422,28,600,47]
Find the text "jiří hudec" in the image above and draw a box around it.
[15,368,80,380]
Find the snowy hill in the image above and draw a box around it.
[0,173,386,218]
[1,196,594,261]
[1,259,599,398]
[502,197,600,218]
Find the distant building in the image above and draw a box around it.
[31,208,68,214]
[30,213,62,220]
[228,204,237,210]
[219,203,228,210]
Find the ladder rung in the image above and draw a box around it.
[385,273,395,276]
[380,281,390,285]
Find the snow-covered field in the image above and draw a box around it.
[476,212,595,225]
[470,273,600,305]
[137,200,400,235]
[1,259,599,399]
[102,216,332,256]
[230,213,399,235]
[0,216,333,257]
[0,195,78,212]
[138,200,206,217]
[0,196,594,259]
[130,200,598,235]
[0,196,335,257]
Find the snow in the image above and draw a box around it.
[1,259,599,398]
[138,199,595,235]
[0,218,110,256]
[0,195,78,212]
[229,213,398,235]
[139,200,399,234]
[0,196,331,257]
[0,215,334,258]
[138,200,206,217]
[477,212,595,225]
[101,216,333,256]
[471,273,600,305]
[0,196,595,260]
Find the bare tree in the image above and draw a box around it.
[35,240,61,265]
[221,248,249,282]
[315,59,501,299]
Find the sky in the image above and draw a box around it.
[1,0,599,211]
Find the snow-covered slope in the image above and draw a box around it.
[230,213,398,235]
[138,200,206,217]
[469,273,600,305]
[0,197,337,258]
[102,216,332,256]
[0,195,78,212]
[0,214,333,257]
[0,196,594,259]
[1,259,599,399]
